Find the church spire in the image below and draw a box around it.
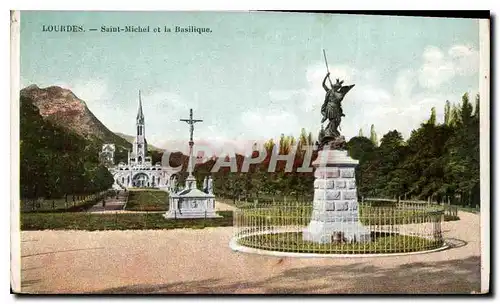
[136,90,144,124]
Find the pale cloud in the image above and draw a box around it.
[306,63,358,85]
[365,106,399,117]
[140,90,196,145]
[422,45,445,62]
[144,91,190,112]
[350,85,392,105]
[418,44,479,89]
[448,44,479,76]
[419,46,455,89]
[240,109,299,140]
[393,69,416,99]
[268,90,300,102]
[358,70,440,139]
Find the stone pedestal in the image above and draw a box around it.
[302,149,371,243]
[163,190,221,219]
[163,176,221,219]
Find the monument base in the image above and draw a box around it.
[304,148,371,244]
[302,220,371,244]
[163,210,222,219]
[164,185,221,219]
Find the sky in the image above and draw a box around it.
[20,11,480,155]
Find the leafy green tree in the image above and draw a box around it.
[376,130,408,197]
[428,107,437,125]
[474,93,480,117]
[442,93,479,205]
[370,124,378,146]
[444,100,452,126]
[307,132,314,145]
[347,136,377,197]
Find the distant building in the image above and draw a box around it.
[107,91,171,189]
[99,144,115,167]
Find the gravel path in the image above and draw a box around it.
[19,211,482,294]
[87,191,127,212]
[215,201,237,212]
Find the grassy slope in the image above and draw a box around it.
[125,190,169,211]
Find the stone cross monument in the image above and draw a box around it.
[163,108,220,219]
[180,108,203,190]
[302,51,371,243]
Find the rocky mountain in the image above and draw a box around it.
[19,84,193,168]
[20,85,132,157]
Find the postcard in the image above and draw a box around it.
[11,10,490,294]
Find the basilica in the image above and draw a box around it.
[107,92,170,189]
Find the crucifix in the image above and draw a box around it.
[180,108,203,146]
[180,108,203,185]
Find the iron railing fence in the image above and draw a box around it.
[233,201,445,255]
[363,197,460,218]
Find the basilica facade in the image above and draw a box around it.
[108,92,170,189]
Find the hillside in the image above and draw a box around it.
[20,85,132,162]
[20,94,114,198]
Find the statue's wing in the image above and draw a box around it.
[338,84,355,95]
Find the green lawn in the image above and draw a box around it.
[20,211,233,231]
[238,232,443,254]
[125,190,169,211]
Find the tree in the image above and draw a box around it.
[370,124,378,146]
[450,104,461,127]
[442,94,479,206]
[347,136,379,197]
[149,150,163,165]
[347,136,376,161]
[474,93,480,118]
[444,100,452,126]
[307,132,314,145]
[358,128,364,137]
[264,138,275,154]
[376,130,408,197]
[460,93,473,127]
[428,107,437,125]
